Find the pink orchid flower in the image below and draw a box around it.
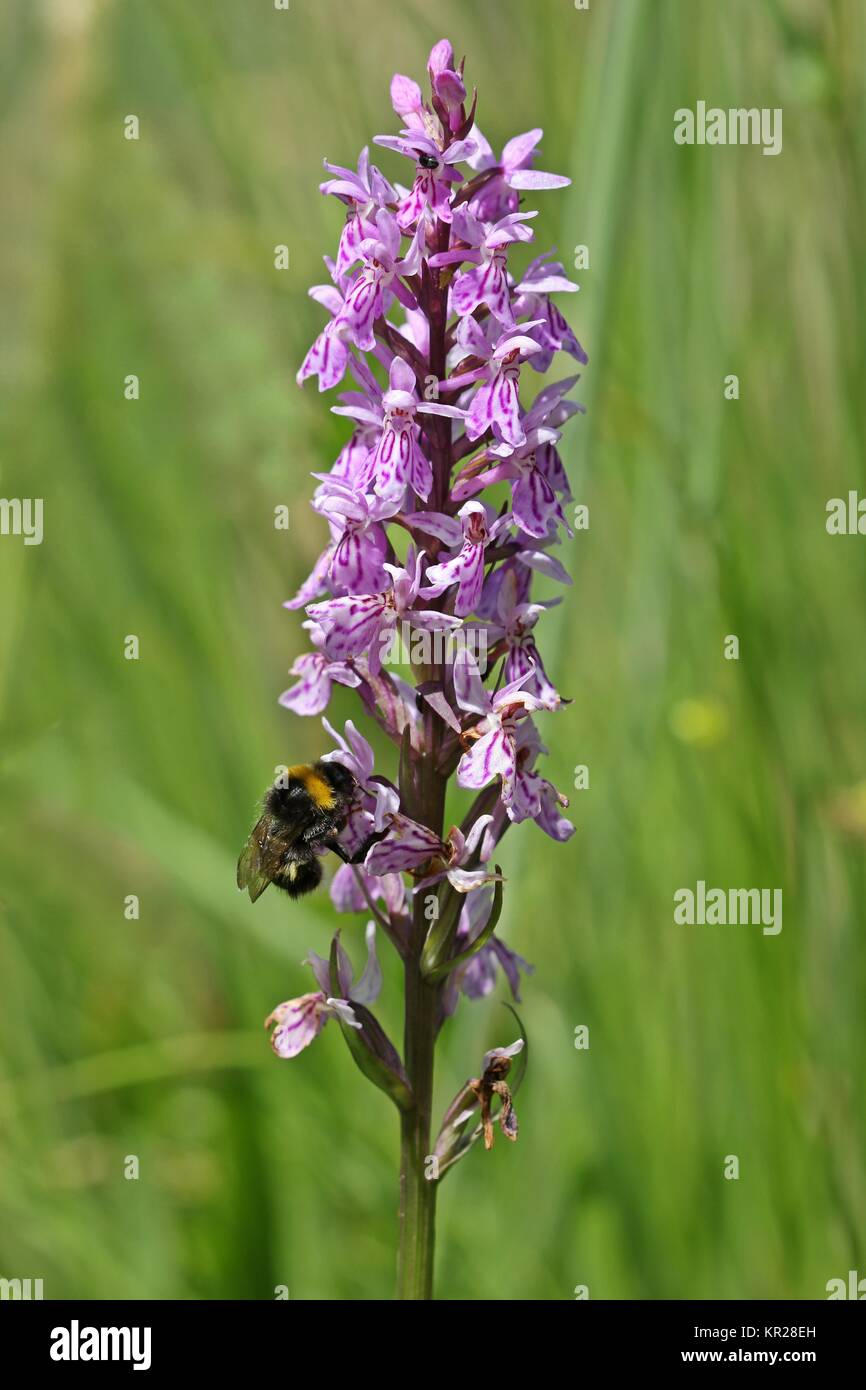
[450,318,545,449]
[332,355,465,504]
[278,619,361,716]
[453,648,552,806]
[373,131,476,231]
[365,811,499,893]
[266,923,381,1059]
[430,208,536,327]
[465,125,571,221]
[306,545,461,676]
[319,146,398,277]
[416,500,514,618]
[330,208,417,352]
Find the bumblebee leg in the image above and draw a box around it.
[299,814,348,846]
[350,828,392,864]
[323,829,389,866]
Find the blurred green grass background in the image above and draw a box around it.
[1,0,864,1300]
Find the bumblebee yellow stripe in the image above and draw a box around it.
[286,764,335,809]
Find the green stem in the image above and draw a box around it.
[395,210,451,1300]
[396,937,439,1299]
[396,719,445,1299]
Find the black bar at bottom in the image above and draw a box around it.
[0,1298,861,1373]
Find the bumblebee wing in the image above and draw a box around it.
[236,817,268,901]
[236,840,271,903]
[237,813,302,903]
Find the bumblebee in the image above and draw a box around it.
[237,761,359,902]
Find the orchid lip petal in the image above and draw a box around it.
[266,993,329,1059]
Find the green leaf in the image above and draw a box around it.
[334,1002,413,1112]
[328,936,413,1112]
[502,1003,528,1098]
[418,881,462,978]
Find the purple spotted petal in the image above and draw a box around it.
[330,521,389,594]
[511,463,564,539]
[486,372,524,446]
[335,215,371,277]
[332,274,383,352]
[424,543,485,617]
[284,546,332,611]
[536,780,575,841]
[457,726,515,795]
[278,652,359,717]
[307,595,386,662]
[266,993,329,1058]
[297,325,350,392]
[365,814,444,874]
[505,638,559,706]
[466,373,522,447]
[452,260,513,326]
